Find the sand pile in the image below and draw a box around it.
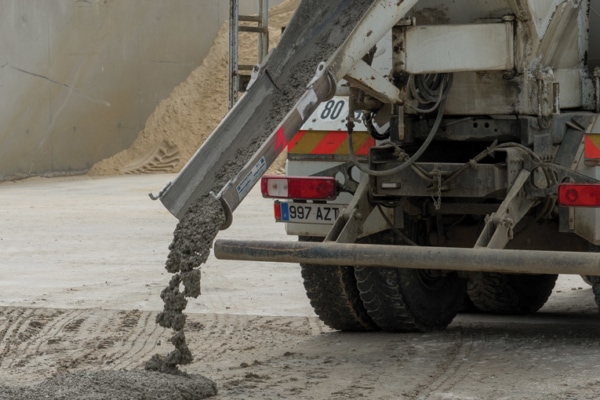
[88,0,300,177]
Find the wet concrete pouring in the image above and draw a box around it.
[145,195,224,375]
[147,0,374,378]
[0,1,374,398]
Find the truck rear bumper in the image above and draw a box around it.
[214,239,600,276]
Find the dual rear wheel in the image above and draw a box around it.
[467,273,557,314]
[301,229,558,332]
[300,237,376,331]
[300,228,466,333]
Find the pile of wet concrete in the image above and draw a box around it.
[0,370,216,400]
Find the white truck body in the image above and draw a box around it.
[162,0,600,331]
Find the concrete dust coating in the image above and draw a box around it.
[3,175,600,399]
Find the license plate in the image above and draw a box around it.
[276,202,343,224]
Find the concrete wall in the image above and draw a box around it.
[0,0,282,180]
[591,1,600,71]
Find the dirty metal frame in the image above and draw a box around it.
[216,148,554,273]
[215,131,600,275]
[324,174,373,244]
[216,63,337,228]
[178,0,600,275]
[211,1,600,274]
[228,0,269,109]
[473,169,533,249]
[228,0,239,110]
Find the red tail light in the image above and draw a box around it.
[261,175,338,200]
[558,184,600,207]
[273,201,282,220]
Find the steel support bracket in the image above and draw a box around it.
[474,169,533,249]
[345,60,403,105]
[325,174,373,244]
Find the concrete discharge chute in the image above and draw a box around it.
[158,0,430,220]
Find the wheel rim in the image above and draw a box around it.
[416,269,447,291]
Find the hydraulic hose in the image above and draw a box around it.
[346,73,452,177]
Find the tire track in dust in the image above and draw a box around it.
[66,309,164,370]
[184,314,327,365]
[0,307,169,384]
[195,314,330,398]
[0,308,35,368]
[31,309,70,354]
[86,309,145,368]
[0,308,107,375]
[91,310,144,364]
[0,305,330,392]
[412,327,481,399]
[110,311,166,370]
[53,309,117,369]
[11,308,82,368]
[0,308,80,384]
[187,313,249,361]
[0,308,27,348]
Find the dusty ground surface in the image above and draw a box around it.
[3,175,600,399]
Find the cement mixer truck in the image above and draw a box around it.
[155,0,600,332]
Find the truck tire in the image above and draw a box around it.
[589,277,600,312]
[587,245,600,311]
[590,276,600,311]
[299,237,377,331]
[354,229,467,332]
[467,273,557,314]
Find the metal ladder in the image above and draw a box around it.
[228,0,269,109]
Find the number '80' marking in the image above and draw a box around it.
[320,100,345,120]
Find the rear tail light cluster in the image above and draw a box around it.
[261,175,338,200]
[558,184,600,207]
